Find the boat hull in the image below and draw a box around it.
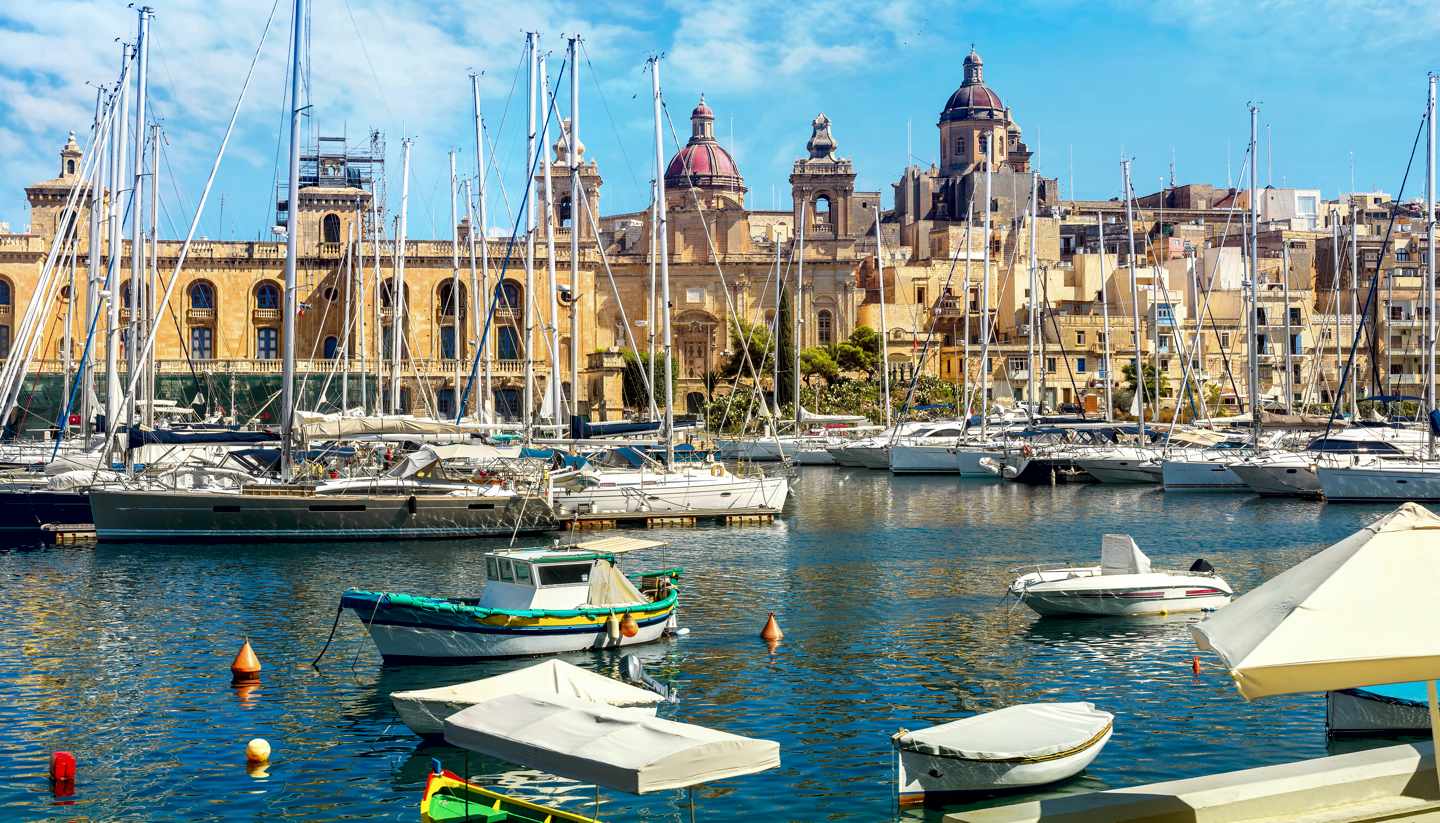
[896,727,1111,802]
[89,489,557,541]
[792,448,836,466]
[553,474,787,515]
[1019,579,1231,618]
[715,439,791,461]
[1073,459,1162,485]
[1327,686,1431,735]
[1231,462,1322,497]
[889,444,960,474]
[956,448,1001,477]
[422,769,600,823]
[0,487,92,531]
[1318,465,1440,502]
[1161,459,1248,491]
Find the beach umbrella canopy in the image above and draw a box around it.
[1192,502,1440,777]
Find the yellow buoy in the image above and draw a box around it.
[245,738,271,763]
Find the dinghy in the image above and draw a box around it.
[892,702,1113,803]
[392,658,666,738]
[1327,682,1433,736]
[341,537,681,662]
[1009,534,1233,617]
[421,768,600,822]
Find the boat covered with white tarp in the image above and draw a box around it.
[892,702,1113,802]
[391,658,665,737]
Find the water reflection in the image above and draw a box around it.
[0,467,1407,820]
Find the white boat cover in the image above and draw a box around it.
[1100,534,1151,575]
[392,660,663,732]
[46,469,124,490]
[1192,502,1440,700]
[298,413,476,439]
[894,702,1113,761]
[573,536,665,555]
[797,407,867,425]
[444,693,781,794]
[386,443,518,478]
[586,559,647,607]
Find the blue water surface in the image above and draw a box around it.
[0,468,1405,821]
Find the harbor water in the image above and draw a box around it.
[0,467,1410,821]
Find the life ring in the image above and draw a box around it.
[710,463,724,477]
[1021,444,1034,458]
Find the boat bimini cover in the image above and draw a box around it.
[586,560,647,607]
[1101,534,1151,575]
[893,703,1113,761]
[392,659,664,733]
[444,693,781,794]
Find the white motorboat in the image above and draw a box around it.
[893,702,1113,803]
[1161,447,1252,492]
[552,460,788,515]
[1318,457,1440,502]
[1072,446,1163,484]
[1009,534,1233,617]
[341,537,681,662]
[887,422,970,474]
[1232,427,1427,498]
[792,443,838,465]
[1327,681,1432,735]
[391,658,665,737]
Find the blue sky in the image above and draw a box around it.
[1,0,1438,239]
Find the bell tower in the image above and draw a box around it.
[542,118,603,242]
[789,113,857,241]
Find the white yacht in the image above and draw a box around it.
[1231,426,1428,498]
[1009,534,1233,617]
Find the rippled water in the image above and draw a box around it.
[0,469,1408,821]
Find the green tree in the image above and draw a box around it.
[619,349,677,412]
[831,325,881,378]
[776,288,795,406]
[721,319,774,380]
[799,346,840,387]
[1121,362,1167,407]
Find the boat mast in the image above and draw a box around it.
[980,162,992,432]
[1121,159,1144,439]
[875,202,892,429]
[449,150,462,417]
[962,207,972,419]
[523,32,537,440]
[773,214,782,418]
[647,180,658,418]
[1098,213,1113,421]
[1427,72,1436,455]
[1247,104,1261,444]
[463,180,478,419]
[280,0,304,478]
[540,52,562,428]
[127,6,150,439]
[650,56,674,465]
[342,219,353,411]
[368,175,381,414]
[146,122,159,425]
[1027,171,1038,416]
[390,137,411,415]
[105,42,129,447]
[82,86,104,438]
[568,35,581,421]
[794,203,805,426]
[471,72,491,421]
[1281,243,1293,413]
[1331,212,1341,413]
[1349,194,1359,417]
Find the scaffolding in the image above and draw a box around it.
[275,129,386,230]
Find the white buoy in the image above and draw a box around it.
[245,738,271,763]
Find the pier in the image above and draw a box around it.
[566,507,779,530]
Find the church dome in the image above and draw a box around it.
[664,95,744,191]
[941,48,1005,122]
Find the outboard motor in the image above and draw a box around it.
[1189,558,1215,574]
[621,654,675,702]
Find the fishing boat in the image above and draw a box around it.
[892,702,1113,803]
[1327,682,1432,735]
[422,767,600,823]
[1009,534,1233,617]
[341,537,680,662]
[391,658,666,738]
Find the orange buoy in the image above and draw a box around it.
[760,612,783,642]
[619,613,639,638]
[1191,656,1202,675]
[231,638,261,685]
[50,751,76,796]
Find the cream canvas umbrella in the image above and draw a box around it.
[1192,502,1440,779]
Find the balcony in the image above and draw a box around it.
[252,307,281,323]
[186,307,215,324]
[0,304,11,320]
[930,298,966,319]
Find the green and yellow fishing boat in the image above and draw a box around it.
[421,766,601,822]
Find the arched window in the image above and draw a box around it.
[817,309,834,345]
[498,280,523,313]
[119,280,131,308]
[322,214,341,244]
[189,281,215,310]
[323,336,339,359]
[559,196,573,228]
[380,278,408,309]
[438,281,466,317]
[0,278,11,307]
[978,133,989,158]
[255,281,280,310]
[814,195,832,224]
[66,159,75,175]
[498,326,522,361]
[955,136,966,157]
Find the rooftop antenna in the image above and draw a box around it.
[1169,146,1176,189]
[1068,143,1074,201]
[1266,122,1273,187]
[1226,137,1232,188]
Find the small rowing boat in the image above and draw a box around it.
[421,765,600,822]
[893,702,1113,803]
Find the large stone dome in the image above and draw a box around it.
[941,49,1005,123]
[664,95,744,191]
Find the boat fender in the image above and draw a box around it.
[1021,444,1033,457]
[606,611,621,642]
[406,495,417,516]
[620,613,639,638]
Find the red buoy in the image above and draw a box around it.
[50,751,76,796]
[620,613,639,638]
[1191,656,1202,675]
[231,638,261,685]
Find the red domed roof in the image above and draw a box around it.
[664,96,744,191]
[941,47,1005,123]
[943,83,1004,115]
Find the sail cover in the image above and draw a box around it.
[586,559,647,607]
[1100,534,1151,575]
[444,693,781,793]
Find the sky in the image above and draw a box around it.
[1,0,1439,240]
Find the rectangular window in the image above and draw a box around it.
[686,287,704,303]
[1008,356,1025,373]
[1157,304,1174,324]
[485,557,500,580]
[1391,306,1404,321]
[1257,334,1268,354]
[1290,334,1301,355]
[1075,331,1086,346]
[915,286,927,306]
[1288,307,1302,326]
[498,326,522,361]
[1255,307,1268,326]
[190,327,213,360]
[514,563,532,585]
[1397,250,1410,261]
[1159,335,1173,353]
[256,327,278,360]
[1076,357,1087,373]
[1046,357,1057,373]
[537,563,591,586]
[441,327,457,359]
[499,560,515,583]
[0,325,9,358]
[1220,332,1231,348]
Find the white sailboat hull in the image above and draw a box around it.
[791,447,836,466]
[1318,463,1440,502]
[889,443,960,474]
[1231,461,1322,497]
[1013,569,1233,618]
[554,473,788,514]
[1076,459,1162,484]
[956,447,1002,477]
[715,438,793,462]
[1327,688,1431,735]
[1161,458,1248,491]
